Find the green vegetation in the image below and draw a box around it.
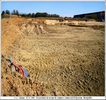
[1,9,60,18]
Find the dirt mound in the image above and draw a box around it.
[18,22,48,36]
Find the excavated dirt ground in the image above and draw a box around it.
[1,18,105,96]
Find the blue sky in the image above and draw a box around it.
[2,1,105,17]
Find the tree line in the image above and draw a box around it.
[1,10,60,18]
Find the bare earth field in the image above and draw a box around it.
[1,18,104,96]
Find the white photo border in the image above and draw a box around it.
[0,0,105,100]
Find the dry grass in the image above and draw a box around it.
[1,18,105,96]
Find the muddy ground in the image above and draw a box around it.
[1,18,105,96]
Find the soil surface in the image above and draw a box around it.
[1,18,105,96]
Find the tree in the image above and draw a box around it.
[12,10,16,15]
[1,11,5,15]
[35,12,49,17]
[40,12,48,17]
[31,13,35,18]
[20,12,61,18]
[5,10,10,15]
[21,14,26,17]
[11,10,20,16]
[27,13,32,17]
[50,14,60,17]
[15,10,19,16]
